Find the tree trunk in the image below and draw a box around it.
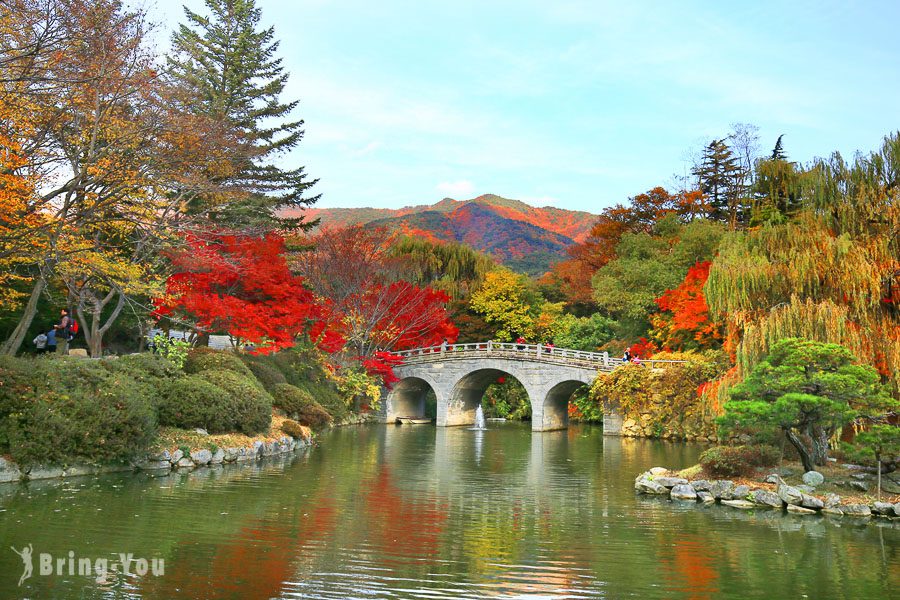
[0,277,47,356]
[876,451,882,501]
[810,426,830,466]
[78,290,126,358]
[785,428,815,473]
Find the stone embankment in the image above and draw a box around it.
[635,467,899,521]
[0,435,307,484]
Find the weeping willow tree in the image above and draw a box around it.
[705,133,900,402]
[390,237,496,301]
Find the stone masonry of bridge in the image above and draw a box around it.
[376,344,625,433]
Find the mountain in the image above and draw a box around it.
[288,195,598,276]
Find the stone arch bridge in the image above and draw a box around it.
[377,342,681,432]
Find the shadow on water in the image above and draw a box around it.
[0,423,896,599]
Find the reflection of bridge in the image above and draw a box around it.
[378,342,678,432]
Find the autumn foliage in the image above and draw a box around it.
[651,261,722,350]
[154,233,343,354]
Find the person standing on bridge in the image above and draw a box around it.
[623,348,633,363]
[516,336,526,351]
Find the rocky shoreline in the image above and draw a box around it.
[635,467,900,521]
[0,434,308,484]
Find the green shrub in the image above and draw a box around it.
[280,419,310,440]
[699,444,781,477]
[196,369,272,434]
[184,348,254,379]
[103,353,181,393]
[3,358,156,466]
[0,356,41,450]
[271,383,333,429]
[243,360,287,392]
[159,375,237,433]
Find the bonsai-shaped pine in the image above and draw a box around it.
[854,425,900,500]
[719,338,897,473]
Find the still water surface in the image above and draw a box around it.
[0,423,897,599]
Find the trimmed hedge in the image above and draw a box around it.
[271,383,333,429]
[196,369,272,434]
[699,444,781,477]
[1,358,157,466]
[184,348,255,379]
[104,353,181,391]
[243,360,287,392]
[159,375,239,434]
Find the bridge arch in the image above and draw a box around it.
[441,367,529,427]
[384,375,441,422]
[539,379,591,431]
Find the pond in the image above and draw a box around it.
[0,423,897,598]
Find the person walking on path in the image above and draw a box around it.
[54,308,73,355]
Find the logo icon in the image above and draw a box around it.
[10,544,33,587]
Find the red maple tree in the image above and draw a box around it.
[293,225,459,384]
[650,260,721,350]
[154,232,343,354]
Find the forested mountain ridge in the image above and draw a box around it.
[286,194,598,275]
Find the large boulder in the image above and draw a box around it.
[670,484,698,501]
[800,494,824,510]
[190,449,213,466]
[882,476,900,495]
[0,457,22,483]
[690,480,712,492]
[210,448,225,465]
[732,484,750,500]
[802,471,825,486]
[648,467,668,476]
[709,480,735,500]
[750,489,782,508]
[872,502,895,516]
[654,476,688,488]
[842,504,872,517]
[635,476,668,495]
[697,491,716,504]
[777,484,803,506]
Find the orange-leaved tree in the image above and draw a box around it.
[154,232,343,355]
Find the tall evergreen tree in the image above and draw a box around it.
[167,0,317,231]
[691,139,743,225]
[771,134,788,160]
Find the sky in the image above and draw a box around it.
[146,0,900,214]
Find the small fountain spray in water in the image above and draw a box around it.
[471,405,487,430]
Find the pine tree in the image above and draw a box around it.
[771,134,788,160]
[167,0,317,231]
[691,139,744,225]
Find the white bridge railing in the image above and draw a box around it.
[390,342,686,371]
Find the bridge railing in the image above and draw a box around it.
[390,342,687,370]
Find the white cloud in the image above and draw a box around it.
[435,180,475,197]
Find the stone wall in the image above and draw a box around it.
[595,364,722,442]
[0,435,309,484]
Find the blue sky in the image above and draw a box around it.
[148,0,900,213]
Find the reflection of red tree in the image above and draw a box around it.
[141,487,340,599]
[660,534,719,600]
[362,464,448,560]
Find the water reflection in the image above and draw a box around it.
[0,424,896,599]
